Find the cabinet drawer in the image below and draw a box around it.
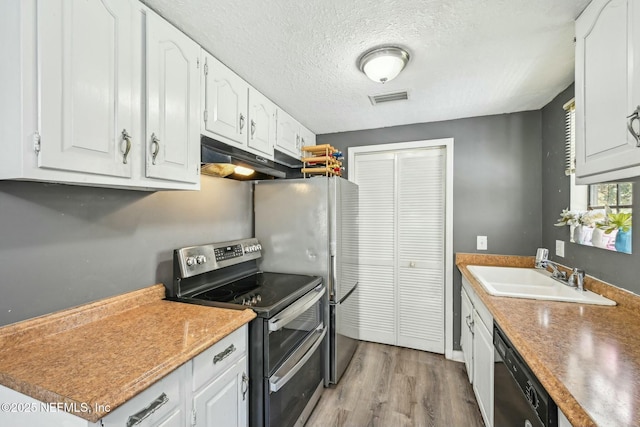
[101,364,185,427]
[462,277,493,329]
[193,326,247,391]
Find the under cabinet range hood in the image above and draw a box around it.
[201,136,301,181]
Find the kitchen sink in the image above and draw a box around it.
[466,265,616,306]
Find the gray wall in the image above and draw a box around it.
[318,111,544,350]
[542,84,640,295]
[0,176,252,326]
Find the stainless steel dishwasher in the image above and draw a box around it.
[494,323,558,427]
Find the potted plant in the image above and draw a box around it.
[555,209,592,244]
[583,209,608,248]
[597,212,632,253]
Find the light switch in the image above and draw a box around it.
[556,240,565,257]
[477,236,488,251]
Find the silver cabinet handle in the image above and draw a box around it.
[150,133,160,165]
[628,106,640,147]
[295,134,300,149]
[121,129,132,164]
[241,373,249,401]
[268,285,324,332]
[250,119,256,138]
[239,113,245,134]
[213,343,236,364]
[465,315,474,335]
[126,393,168,427]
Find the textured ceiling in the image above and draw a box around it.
[141,0,591,134]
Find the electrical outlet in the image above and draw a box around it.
[556,240,565,257]
[477,236,488,251]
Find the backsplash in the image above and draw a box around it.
[0,176,253,326]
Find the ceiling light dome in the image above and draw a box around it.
[358,46,410,83]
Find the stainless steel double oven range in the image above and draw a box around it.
[167,238,325,427]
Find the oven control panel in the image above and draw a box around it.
[175,238,262,279]
[214,244,244,262]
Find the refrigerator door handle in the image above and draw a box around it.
[330,282,358,306]
[329,254,337,301]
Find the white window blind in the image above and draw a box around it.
[564,98,576,176]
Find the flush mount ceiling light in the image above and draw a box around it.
[358,46,410,83]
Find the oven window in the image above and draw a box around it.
[268,299,321,375]
[267,344,322,427]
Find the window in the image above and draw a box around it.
[589,183,633,213]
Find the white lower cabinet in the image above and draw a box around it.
[461,280,493,427]
[191,327,249,427]
[101,364,187,427]
[0,326,248,427]
[472,310,494,427]
[460,287,474,383]
[193,357,248,427]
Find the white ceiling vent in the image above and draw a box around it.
[368,90,409,106]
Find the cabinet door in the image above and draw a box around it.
[275,108,301,158]
[193,357,248,427]
[298,125,316,150]
[575,0,640,182]
[472,313,494,427]
[247,88,275,158]
[460,289,474,383]
[37,0,134,178]
[146,10,200,184]
[202,53,249,146]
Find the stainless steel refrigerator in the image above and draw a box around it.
[254,176,359,385]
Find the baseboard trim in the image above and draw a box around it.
[449,350,464,363]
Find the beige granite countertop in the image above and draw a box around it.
[0,284,256,422]
[457,253,640,427]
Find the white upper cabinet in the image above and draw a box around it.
[200,52,275,160]
[275,108,301,158]
[275,108,316,159]
[575,0,640,183]
[247,87,276,158]
[299,125,317,151]
[0,0,200,190]
[201,52,249,146]
[145,9,201,184]
[37,0,134,178]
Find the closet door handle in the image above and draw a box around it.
[628,106,640,147]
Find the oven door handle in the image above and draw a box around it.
[268,285,325,333]
[269,325,326,393]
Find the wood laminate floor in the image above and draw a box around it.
[306,341,485,427]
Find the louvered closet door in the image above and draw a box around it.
[352,152,396,346]
[352,145,446,353]
[397,148,445,353]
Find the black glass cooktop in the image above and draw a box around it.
[187,272,322,318]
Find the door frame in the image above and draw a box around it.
[348,138,455,359]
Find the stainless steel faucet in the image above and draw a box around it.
[534,248,586,291]
[538,259,567,281]
[568,268,586,292]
